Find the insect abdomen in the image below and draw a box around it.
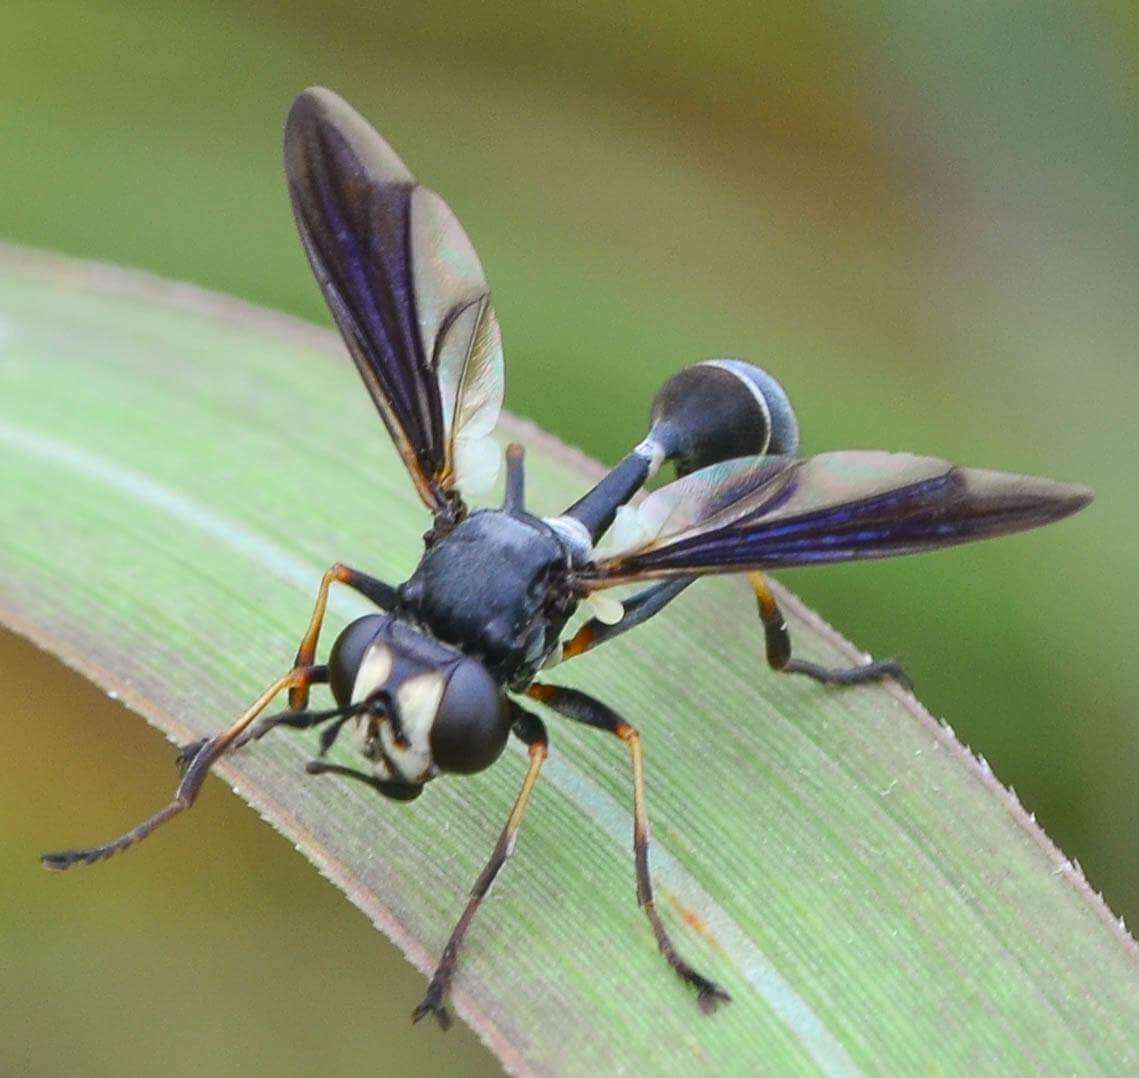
[649,359,799,475]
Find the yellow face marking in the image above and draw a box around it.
[351,642,393,703]
[349,644,445,783]
[382,671,445,783]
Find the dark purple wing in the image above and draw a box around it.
[285,87,504,516]
[578,451,1093,588]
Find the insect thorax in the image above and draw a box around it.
[397,509,575,684]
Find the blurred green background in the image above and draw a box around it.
[2,2,1136,1074]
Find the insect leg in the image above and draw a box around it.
[225,675,387,756]
[748,572,912,690]
[41,665,325,871]
[303,760,422,801]
[290,563,398,708]
[413,703,549,1030]
[502,443,526,513]
[561,578,693,661]
[526,683,730,1014]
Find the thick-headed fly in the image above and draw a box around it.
[42,87,1094,1027]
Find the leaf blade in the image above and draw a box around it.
[1,244,1135,1075]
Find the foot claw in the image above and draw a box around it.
[411,984,452,1030]
[694,978,732,1015]
[174,737,208,775]
[41,849,92,872]
[783,656,914,692]
[881,661,914,693]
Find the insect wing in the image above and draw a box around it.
[411,186,504,493]
[285,87,503,515]
[583,450,1092,587]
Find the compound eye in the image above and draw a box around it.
[327,614,392,708]
[430,659,510,774]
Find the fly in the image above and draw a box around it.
[42,87,1094,1027]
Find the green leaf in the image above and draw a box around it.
[1,244,1135,1074]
